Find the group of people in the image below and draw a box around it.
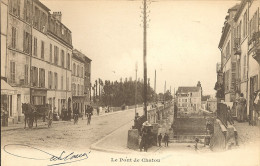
[71,104,94,125]
[157,133,169,147]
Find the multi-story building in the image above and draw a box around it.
[72,49,85,115]
[218,4,240,102]
[247,0,260,125]
[1,0,18,125]
[3,0,72,124]
[218,0,259,125]
[84,55,92,104]
[176,83,202,113]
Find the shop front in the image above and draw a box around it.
[1,79,17,126]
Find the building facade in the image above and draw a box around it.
[84,55,92,104]
[176,84,202,113]
[218,0,260,125]
[1,0,19,126]
[206,98,217,113]
[72,49,85,115]
[2,0,72,124]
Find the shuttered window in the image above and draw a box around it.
[10,61,16,83]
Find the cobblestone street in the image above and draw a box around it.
[1,108,142,151]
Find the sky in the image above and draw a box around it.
[42,0,239,95]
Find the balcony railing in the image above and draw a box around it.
[249,31,260,63]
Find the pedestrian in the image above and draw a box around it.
[47,108,53,128]
[87,105,92,125]
[236,93,247,122]
[163,133,169,147]
[158,133,162,147]
[97,107,100,116]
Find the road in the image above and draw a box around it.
[1,107,143,151]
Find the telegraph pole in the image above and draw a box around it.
[135,62,138,117]
[154,70,156,94]
[143,0,148,121]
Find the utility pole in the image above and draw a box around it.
[135,62,138,117]
[143,0,148,121]
[164,81,166,102]
[154,70,156,94]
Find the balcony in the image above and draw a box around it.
[249,31,260,63]
[216,63,222,73]
[233,38,241,55]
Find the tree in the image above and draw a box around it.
[100,78,156,107]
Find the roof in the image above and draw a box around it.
[34,0,51,12]
[228,4,240,13]
[218,23,231,49]
[176,87,201,94]
[73,49,92,63]
[234,0,247,22]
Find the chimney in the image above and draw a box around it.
[53,11,62,22]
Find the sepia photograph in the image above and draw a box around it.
[1,0,260,165]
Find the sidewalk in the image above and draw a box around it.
[1,108,134,132]
[90,119,161,154]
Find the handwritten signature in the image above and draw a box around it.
[3,144,91,166]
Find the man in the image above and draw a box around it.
[157,133,162,147]
[47,107,53,128]
[236,93,247,122]
[163,133,169,147]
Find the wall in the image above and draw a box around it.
[1,0,8,78]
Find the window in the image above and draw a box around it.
[48,71,53,89]
[31,66,38,87]
[50,44,52,63]
[9,0,20,17]
[54,72,58,89]
[24,0,31,23]
[61,50,65,67]
[77,65,79,76]
[67,78,69,90]
[54,46,59,65]
[243,55,247,80]
[77,84,80,96]
[67,53,70,69]
[23,31,31,54]
[33,37,37,56]
[34,7,39,29]
[224,70,230,92]
[24,65,29,85]
[10,61,15,83]
[243,11,247,38]
[81,67,84,78]
[73,63,76,75]
[41,41,45,59]
[238,21,242,39]
[225,41,230,59]
[11,27,17,48]
[39,68,45,88]
[61,76,63,90]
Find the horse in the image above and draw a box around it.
[22,103,37,129]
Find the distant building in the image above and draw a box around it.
[176,83,202,113]
[206,98,217,112]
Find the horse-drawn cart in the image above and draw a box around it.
[22,103,50,129]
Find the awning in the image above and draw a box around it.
[1,79,17,95]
